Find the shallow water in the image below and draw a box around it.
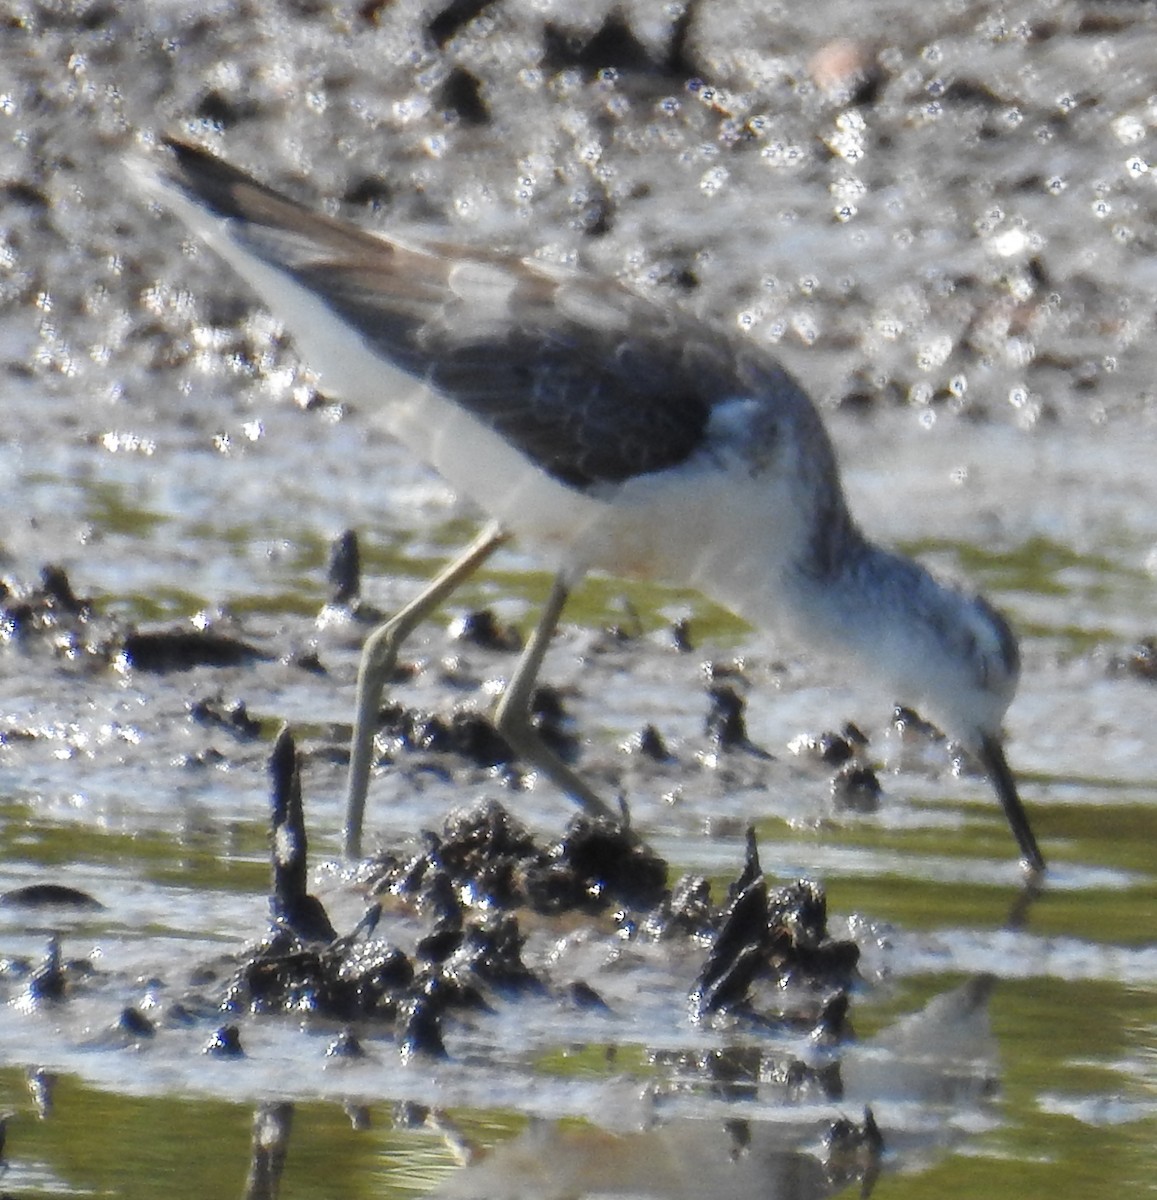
[2,0,1157,1196]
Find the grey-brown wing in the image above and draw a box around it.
[156,139,734,490]
[297,260,731,488]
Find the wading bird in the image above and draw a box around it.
[132,138,1044,872]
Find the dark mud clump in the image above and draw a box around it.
[213,733,858,1061]
[120,628,269,673]
[690,829,859,1029]
[0,936,97,1009]
[0,565,97,658]
[790,723,881,813]
[372,796,669,917]
[1109,636,1157,683]
[0,563,269,673]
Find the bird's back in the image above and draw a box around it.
[134,139,851,585]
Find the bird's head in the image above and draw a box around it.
[892,575,1043,873]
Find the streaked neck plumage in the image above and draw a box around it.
[772,529,1019,749]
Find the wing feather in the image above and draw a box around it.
[154,139,742,488]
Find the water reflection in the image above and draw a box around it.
[0,731,1053,1199]
[234,967,1006,1200]
[243,1103,293,1200]
[427,1112,881,1200]
[227,871,1038,1198]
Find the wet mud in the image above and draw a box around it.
[2,0,1157,1196]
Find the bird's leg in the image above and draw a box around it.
[344,522,510,859]
[493,571,620,822]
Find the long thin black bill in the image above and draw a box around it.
[978,734,1045,873]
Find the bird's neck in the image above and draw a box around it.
[748,532,939,704]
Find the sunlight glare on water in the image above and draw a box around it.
[1,0,1157,1195]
